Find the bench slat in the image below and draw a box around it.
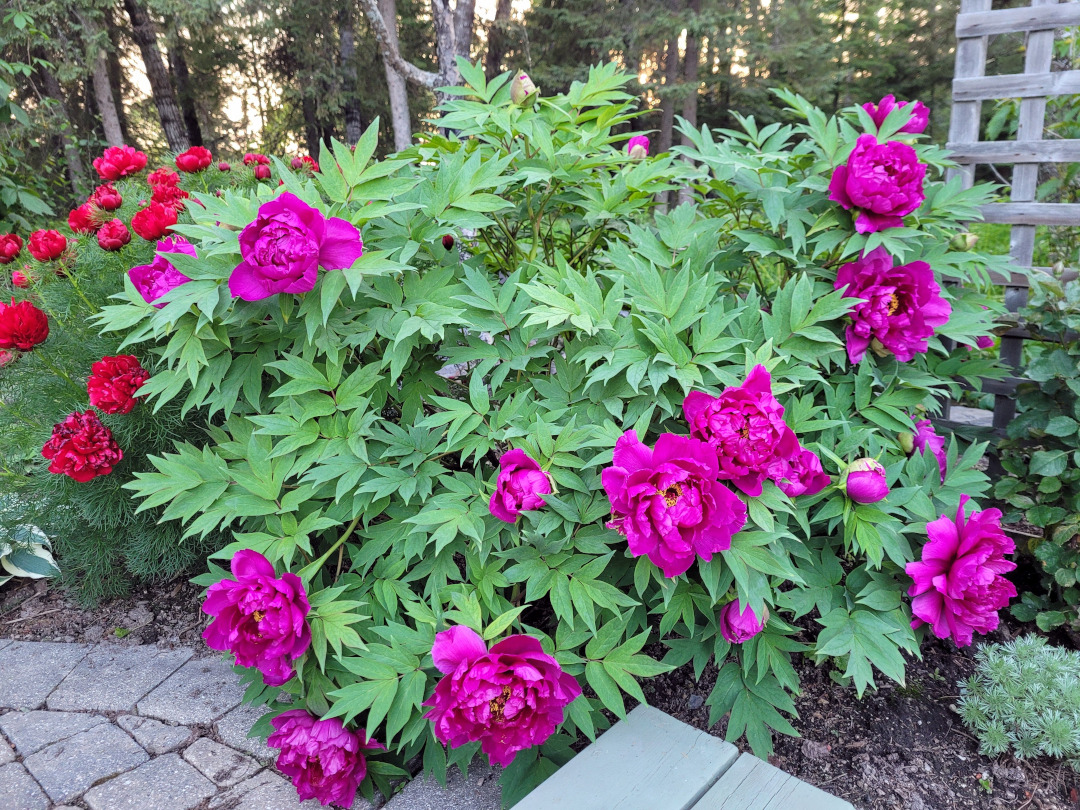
[691,753,855,810]
[513,705,739,810]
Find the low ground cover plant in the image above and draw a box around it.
[12,62,1018,805]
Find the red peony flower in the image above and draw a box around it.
[147,167,180,188]
[41,410,122,482]
[97,218,131,251]
[253,164,271,180]
[150,184,189,211]
[175,145,213,173]
[0,234,22,264]
[90,183,123,211]
[0,349,14,367]
[28,230,67,262]
[218,161,231,172]
[68,204,101,233]
[87,355,150,414]
[0,299,49,350]
[131,203,178,241]
[290,155,319,172]
[93,145,147,181]
[243,152,270,166]
[12,268,32,288]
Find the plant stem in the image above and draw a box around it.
[299,514,362,580]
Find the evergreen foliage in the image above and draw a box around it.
[959,636,1080,771]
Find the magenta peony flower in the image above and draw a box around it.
[767,446,830,497]
[228,192,363,301]
[829,134,927,233]
[843,458,889,503]
[682,365,800,496]
[835,247,951,364]
[268,709,382,807]
[602,430,746,578]
[913,419,946,482]
[202,549,311,686]
[128,236,195,308]
[423,626,581,767]
[627,135,650,158]
[489,448,552,523]
[862,95,930,135]
[718,600,766,643]
[906,496,1016,647]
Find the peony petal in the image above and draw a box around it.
[432,625,487,674]
[231,548,276,579]
[319,217,364,270]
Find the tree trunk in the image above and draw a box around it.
[484,0,512,80]
[303,95,320,158]
[658,37,680,154]
[121,0,189,152]
[378,0,413,151]
[454,0,477,61]
[76,12,125,147]
[166,20,203,147]
[680,0,701,144]
[40,68,87,195]
[340,7,364,146]
[358,0,440,87]
[105,14,134,143]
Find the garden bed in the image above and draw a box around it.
[4,576,1076,810]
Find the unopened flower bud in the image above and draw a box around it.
[218,161,231,172]
[442,234,455,251]
[511,72,538,105]
[841,458,889,504]
[949,232,979,251]
[254,165,271,180]
[291,156,304,170]
[898,432,914,455]
[627,135,650,160]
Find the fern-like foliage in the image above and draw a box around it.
[959,636,1080,771]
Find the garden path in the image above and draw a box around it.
[0,638,501,810]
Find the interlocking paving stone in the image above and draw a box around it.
[83,752,217,810]
[183,736,262,787]
[208,770,327,809]
[0,638,12,651]
[137,657,245,724]
[23,722,149,803]
[116,714,193,755]
[0,641,92,710]
[385,767,500,810]
[48,644,192,712]
[0,710,108,755]
[0,762,50,810]
[215,702,276,763]
[0,737,14,765]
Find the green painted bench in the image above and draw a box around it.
[515,705,854,810]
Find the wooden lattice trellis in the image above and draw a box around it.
[947,0,1080,430]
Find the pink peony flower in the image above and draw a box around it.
[268,709,382,807]
[842,458,889,504]
[862,95,930,135]
[489,449,551,523]
[128,236,195,308]
[202,549,311,686]
[829,134,927,233]
[835,247,951,364]
[905,495,1016,647]
[602,430,747,578]
[718,600,766,643]
[228,192,363,301]
[423,626,581,767]
[767,446,830,497]
[913,419,946,482]
[682,365,800,496]
[627,135,650,158]
[93,145,147,181]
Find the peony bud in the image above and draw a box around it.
[442,234,455,251]
[898,432,914,455]
[290,156,304,170]
[949,232,979,251]
[510,72,538,105]
[627,135,650,159]
[842,458,889,504]
[12,268,32,288]
[254,165,271,180]
[718,600,767,643]
[218,161,231,172]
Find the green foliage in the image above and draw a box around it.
[959,637,1080,771]
[998,269,1080,633]
[95,64,1004,799]
[0,505,60,587]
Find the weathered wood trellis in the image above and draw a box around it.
[946,0,1080,430]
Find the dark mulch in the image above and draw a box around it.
[645,621,1080,810]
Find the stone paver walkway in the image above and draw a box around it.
[0,639,502,810]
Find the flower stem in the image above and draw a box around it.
[299,514,362,580]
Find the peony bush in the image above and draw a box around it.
[84,62,1020,805]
